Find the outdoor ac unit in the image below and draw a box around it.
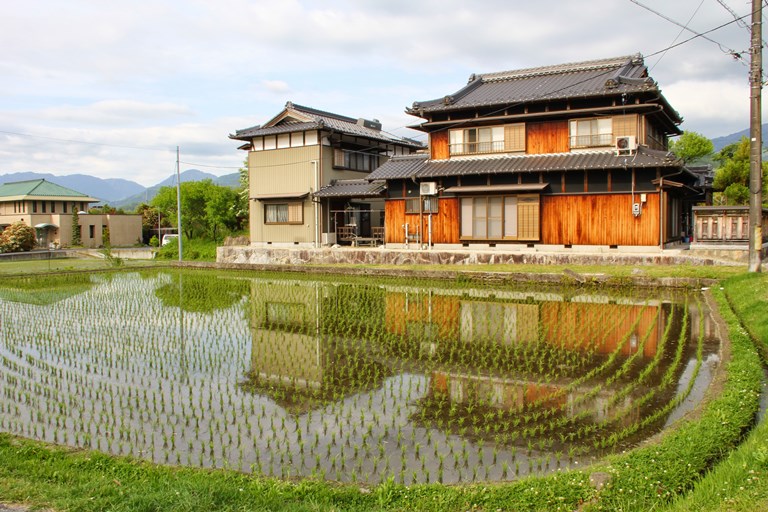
[419,182,437,195]
[615,136,638,154]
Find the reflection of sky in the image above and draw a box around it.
[664,353,721,426]
[0,272,723,485]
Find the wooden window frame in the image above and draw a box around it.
[405,197,439,214]
[460,194,540,241]
[264,202,304,225]
[569,117,613,149]
[449,125,507,155]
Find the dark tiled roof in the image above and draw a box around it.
[408,54,678,120]
[368,148,681,180]
[231,102,423,148]
[313,179,386,198]
[367,153,430,180]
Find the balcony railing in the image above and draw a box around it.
[449,141,506,155]
[569,133,614,149]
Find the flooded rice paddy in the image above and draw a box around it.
[0,270,721,484]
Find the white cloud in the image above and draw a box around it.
[261,80,291,94]
[36,100,194,125]
[663,79,752,136]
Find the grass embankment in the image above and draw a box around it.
[155,238,217,261]
[663,273,768,512]
[0,258,159,276]
[0,266,765,511]
[338,263,744,281]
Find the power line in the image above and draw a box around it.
[629,0,747,62]
[715,0,751,33]
[643,11,751,59]
[178,161,241,170]
[649,0,707,72]
[0,129,172,153]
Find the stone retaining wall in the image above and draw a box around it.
[217,245,738,268]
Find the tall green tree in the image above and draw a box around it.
[152,180,243,241]
[669,131,714,164]
[713,137,768,205]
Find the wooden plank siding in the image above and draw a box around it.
[384,198,460,244]
[430,131,450,160]
[540,302,660,357]
[540,193,660,246]
[385,292,460,340]
[384,199,406,243]
[526,120,569,154]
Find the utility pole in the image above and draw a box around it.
[176,146,183,263]
[748,0,763,272]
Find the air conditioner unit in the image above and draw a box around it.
[616,136,638,154]
[419,182,437,195]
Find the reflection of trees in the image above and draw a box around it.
[154,271,248,313]
[0,274,93,305]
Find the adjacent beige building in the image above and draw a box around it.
[0,179,142,249]
[230,102,423,246]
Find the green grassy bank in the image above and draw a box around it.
[663,273,768,512]
[0,266,765,511]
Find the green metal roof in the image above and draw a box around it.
[0,179,94,199]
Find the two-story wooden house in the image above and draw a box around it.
[230,102,423,246]
[368,54,703,248]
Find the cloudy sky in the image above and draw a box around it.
[0,0,762,186]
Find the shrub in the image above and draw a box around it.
[0,222,36,253]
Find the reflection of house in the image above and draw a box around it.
[428,370,640,427]
[369,54,703,248]
[384,291,661,357]
[249,281,324,391]
[0,179,142,248]
[230,102,423,247]
[246,280,389,411]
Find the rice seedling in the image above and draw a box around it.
[0,270,716,485]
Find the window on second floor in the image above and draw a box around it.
[569,118,613,149]
[450,126,503,155]
[333,148,380,172]
[449,124,525,155]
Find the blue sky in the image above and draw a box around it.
[0,0,762,186]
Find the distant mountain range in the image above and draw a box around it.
[710,123,768,152]
[0,169,240,210]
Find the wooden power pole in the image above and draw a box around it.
[748,0,763,272]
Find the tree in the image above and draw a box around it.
[71,206,81,246]
[135,203,169,244]
[0,222,36,253]
[669,131,714,164]
[712,137,768,205]
[237,158,250,224]
[151,180,243,241]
